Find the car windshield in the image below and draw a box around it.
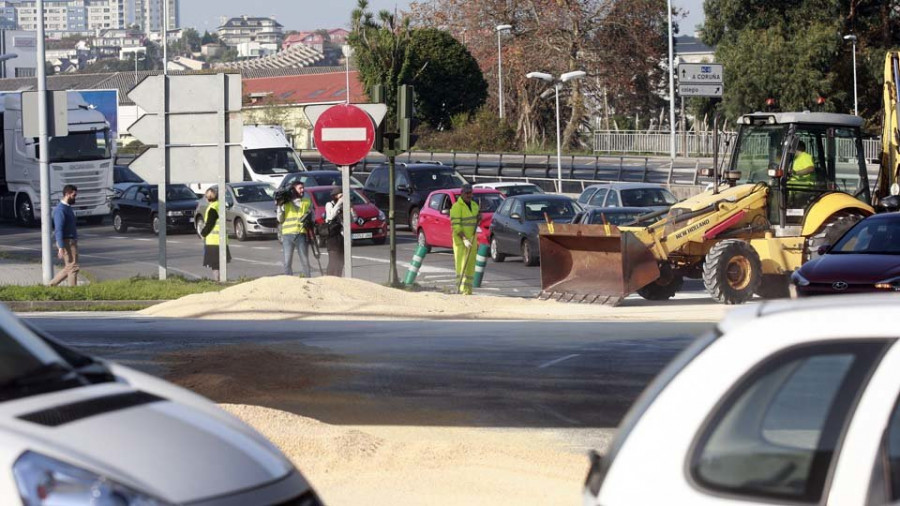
[115,166,143,183]
[245,148,303,175]
[732,124,789,184]
[152,186,198,201]
[49,129,112,163]
[503,185,544,197]
[311,189,367,207]
[233,184,275,203]
[621,188,677,207]
[522,199,577,221]
[410,169,467,191]
[586,211,642,225]
[474,193,503,212]
[282,173,362,189]
[831,219,900,254]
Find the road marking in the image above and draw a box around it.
[252,246,269,250]
[111,236,128,240]
[133,238,152,242]
[533,402,580,426]
[538,353,581,369]
[66,341,157,348]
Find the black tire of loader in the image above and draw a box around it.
[703,239,762,305]
[807,211,865,259]
[637,265,684,301]
[755,274,791,299]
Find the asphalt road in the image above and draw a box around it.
[25,316,713,432]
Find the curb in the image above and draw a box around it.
[2,300,168,311]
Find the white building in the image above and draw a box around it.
[0,29,36,77]
[13,0,126,36]
[218,16,282,49]
[137,0,177,35]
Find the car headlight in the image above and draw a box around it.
[790,270,810,287]
[240,206,262,217]
[166,210,180,217]
[377,210,386,221]
[14,451,166,505]
[875,276,900,290]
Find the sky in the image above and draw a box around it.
[182,0,706,36]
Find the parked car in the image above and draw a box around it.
[416,188,504,251]
[585,295,900,506]
[792,213,900,296]
[0,304,322,505]
[278,170,364,191]
[489,194,579,266]
[363,162,469,229]
[307,185,387,244]
[473,182,545,197]
[194,182,279,241]
[573,206,655,226]
[111,183,198,235]
[577,182,678,213]
[112,165,145,197]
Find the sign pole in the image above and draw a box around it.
[667,0,676,161]
[217,73,228,282]
[340,165,352,277]
[36,0,52,284]
[388,153,398,285]
[157,0,168,280]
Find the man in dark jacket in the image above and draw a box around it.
[49,185,79,286]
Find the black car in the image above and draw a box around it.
[278,171,364,191]
[489,194,580,266]
[573,207,655,226]
[113,165,145,197]
[363,162,469,229]
[111,184,198,235]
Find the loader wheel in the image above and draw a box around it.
[637,265,683,301]
[755,274,791,299]
[807,211,864,260]
[703,240,762,304]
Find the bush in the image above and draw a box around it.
[417,109,517,152]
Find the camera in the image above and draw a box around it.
[274,187,292,204]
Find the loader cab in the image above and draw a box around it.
[730,113,870,226]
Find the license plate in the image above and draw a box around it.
[188,217,194,223]
[352,232,373,240]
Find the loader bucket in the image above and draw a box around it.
[538,224,661,305]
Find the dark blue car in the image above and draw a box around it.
[489,194,580,266]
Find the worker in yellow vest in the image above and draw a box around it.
[278,180,313,277]
[787,141,819,208]
[199,186,231,282]
[450,184,481,295]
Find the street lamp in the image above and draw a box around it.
[843,34,858,115]
[527,70,587,193]
[133,50,146,85]
[495,24,512,119]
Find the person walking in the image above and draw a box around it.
[199,186,231,281]
[324,186,345,276]
[49,184,79,287]
[450,184,481,295]
[278,180,312,277]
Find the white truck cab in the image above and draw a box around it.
[0,91,114,225]
[189,125,305,194]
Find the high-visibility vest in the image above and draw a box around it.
[450,198,480,241]
[204,201,222,246]
[790,151,817,187]
[282,197,311,235]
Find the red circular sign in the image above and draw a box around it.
[313,104,376,166]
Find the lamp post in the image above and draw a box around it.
[495,24,512,119]
[526,70,587,193]
[667,0,675,160]
[843,34,858,115]
[133,49,145,85]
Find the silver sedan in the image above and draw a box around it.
[194,182,279,241]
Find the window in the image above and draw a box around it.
[692,342,887,503]
[521,199,577,221]
[605,191,620,207]
[588,188,608,206]
[395,171,409,189]
[496,198,512,216]
[473,193,503,213]
[428,193,444,210]
[621,188,677,207]
[578,187,597,204]
[832,218,900,255]
[830,128,867,197]
[511,199,524,217]
[123,185,138,200]
[232,184,274,203]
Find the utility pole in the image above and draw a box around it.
[667,0,676,160]
[36,0,52,284]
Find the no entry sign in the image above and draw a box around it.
[313,104,375,166]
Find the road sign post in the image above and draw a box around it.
[306,103,386,279]
[128,73,242,282]
[677,63,724,98]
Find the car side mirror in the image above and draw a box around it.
[510,213,522,220]
[440,209,450,215]
[817,244,831,256]
[397,184,410,193]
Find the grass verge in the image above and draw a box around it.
[0,276,226,301]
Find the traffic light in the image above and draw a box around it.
[369,84,386,153]
[397,85,418,152]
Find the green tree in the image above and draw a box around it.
[702,0,900,126]
[182,28,202,53]
[201,31,220,45]
[406,28,487,129]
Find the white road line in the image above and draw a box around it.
[538,353,581,369]
[252,246,269,250]
[533,402,580,426]
[133,238,152,242]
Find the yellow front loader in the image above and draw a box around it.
[540,112,876,305]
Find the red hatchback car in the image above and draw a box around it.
[416,188,504,250]
[307,186,387,244]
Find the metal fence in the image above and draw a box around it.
[593,130,882,161]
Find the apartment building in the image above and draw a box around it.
[218,15,283,48]
[137,0,177,34]
[13,0,125,35]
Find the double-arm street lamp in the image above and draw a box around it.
[496,24,512,119]
[526,70,587,193]
[843,34,858,116]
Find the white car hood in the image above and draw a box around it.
[0,377,295,504]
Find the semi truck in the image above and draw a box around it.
[188,125,306,194]
[0,91,114,225]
